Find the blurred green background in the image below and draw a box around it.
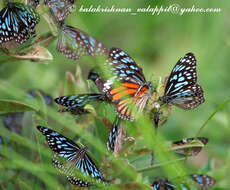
[0,0,229,189]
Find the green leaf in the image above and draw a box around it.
[0,99,38,114]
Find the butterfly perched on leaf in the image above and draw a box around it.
[89,48,153,121]
[45,0,75,22]
[57,23,108,60]
[160,53,205,109]
[0,2,40,49]
[54,93,107,115]
[190,174,216,190]
[172,137,208,156]
[36,126,107,186]
[152,174,215,190]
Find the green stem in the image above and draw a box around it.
[136,157,186,173]
[196,98,230,137]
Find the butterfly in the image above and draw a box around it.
[152,175,215,190]
[190,174,216,190]
[57,23,108,60]
[107,116,121,151]
[0,2,40,49]
[90,48,153,121]
[160,53,205,109]
[37,126,107,186]
[151,178,174,190]
[172,137,208,156]
[54,93,107,115]
[45,0,75,22]
[28,0,40,8]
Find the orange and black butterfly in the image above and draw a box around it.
[89,47,153,121]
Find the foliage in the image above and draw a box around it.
[0,0,230,189]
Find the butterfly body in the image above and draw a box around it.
[0,2,40,49]
[160,53,204,110]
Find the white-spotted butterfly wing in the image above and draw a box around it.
[161,53,204,109]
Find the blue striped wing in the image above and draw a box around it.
[106,47,148,85]
[107,117,121,151]
[161,53,204,109]
[52,159,91,187]
[75,153,106,181]
[0,3,40,48]
[37,126,81,160]
[37,126,107,184]
[190,174,216,189]
[151,179,175,190]
[54,93,106,114]
[57,24,108,60]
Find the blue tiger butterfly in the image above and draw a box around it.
[37,126,107,186]
[190,174,216,189]
[0,2,40,49]
[54,93,107,115]
[160,53,205,109]
[57,23,108,60]
[151,175,215,190]
[44,0,75,22]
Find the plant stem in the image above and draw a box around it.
[136,157,186,173]
[196,98,230,137]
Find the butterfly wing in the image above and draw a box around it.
[45,0,75,21]
[161,53,204,109]
[172,137,208,156]
[151,178,175,190]
[54,94,107,114]
[190,174,216,189]
[52,158,91,187]
[75,153,107,182]
[102,48,152,120]
[37,126,81,160]
[0,3,40,48]
[107,117,120,151]
[57,24,108,60]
